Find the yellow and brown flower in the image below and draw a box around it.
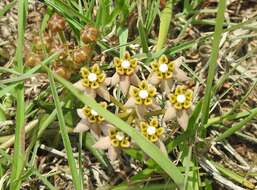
[125,81,159,119]
[164,85,193,130]
[148,55,189,94]
[93,127,131,161]
[74,102,110,137]
[140,118,164,142]
[109,51,140,95]
[108,128,131,148]
[74,64,110,101]
[130,81,156,106]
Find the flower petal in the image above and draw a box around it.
[148,73,160,86]
[108,146,118,161]
[120,75,130,95]
[135,105,146,120]
[110,72,120,86]
[96,87,110,101]
[157,140,168,156]
[163,103,176,122]
[104,77,112,86]
[93,136,111,149]
[73,119,89,133]
[124,97,135,108]
[160,80,171,95]
[173,68,189,81]
[130,73,140,86]
[177,109,189,130]
[73,80,84,91]
[77,109,86,119]
[173,56,184,67]
[84,87,96,98]
[101,123,113,136]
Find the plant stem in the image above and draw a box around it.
[156,1,173,52]
[200,0,226,136]
[10,0,27,189]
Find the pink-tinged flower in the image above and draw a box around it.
[139,117,167,154]
[125,80,160,119]
[74,64,110,101]
[74,102,111,138]
[148,55,189,94]
[93,127,131,161]
[163,85,193,130]
[109,51,140,95]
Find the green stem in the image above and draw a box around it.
[200,0,226,136]
[156,1,173,52]
[10,0,27,189]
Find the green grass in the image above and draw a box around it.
[200,0,226,136]
[9,0,27,189]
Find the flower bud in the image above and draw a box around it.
[25,53,42,67]
[80,25,98,43]
[73,45,92,65]
[48,13,66,33]
[54,66,71,79]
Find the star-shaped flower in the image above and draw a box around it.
[74,64,110,101]
[140,118,164,142]
[125,80,160,119]
[109,51,140,95]
[163,85,193,129]
[74,102,111,138]
[148,55,189,94]
[93,127,131,161]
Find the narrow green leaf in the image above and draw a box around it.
[156,1,172,51]
[0,0,16,17]
[10,0,27,189]
[138,20,149,53]
[200,0,226,135]
[118,27,128,57]
[45,67,81,190]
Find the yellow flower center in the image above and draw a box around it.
[147,126,156,135]
[159,63,168,73]
[88,72,97,82]
[176,94,186,103]
[121,60,130,69]
[139,90,148,99]
[113,52,137,76]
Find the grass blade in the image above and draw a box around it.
[45,67,82,189]
[10,0,27,189]
[156,1,172,51]
[200,0,226,135]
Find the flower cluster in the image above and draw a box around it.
[74,52,194,161]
